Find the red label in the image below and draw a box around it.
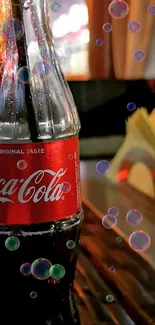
[0,137,81,225]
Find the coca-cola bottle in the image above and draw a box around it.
[0,0,83,324]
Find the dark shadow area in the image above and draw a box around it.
[69,80,155,138]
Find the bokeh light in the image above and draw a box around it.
[50,264,65,280]
[102,214,117,229]
[20,263,31,276]
[66,240,76,250]
[5,236,20,251]
[108,0,129,19]
[96,160,110,175]
[102,23,112,32]
[128,21,141,33]
[128,230,151,252]
[96,39,104,46]
[127,102,136,112]
[1,18,24,40]
[134,50,146,61]
[126,209,143,225]
[148,5,155,15]
[108,207,119,217]
[31,258,52,280]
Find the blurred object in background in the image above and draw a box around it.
[107,108,155,198]
[87,0,155,79]
[50,0,155,80]
[68,79,155,157]
[50,0,89,79]
[147,79,155,93]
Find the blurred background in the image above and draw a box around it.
[51,0,155,80]
[50,0,155,158]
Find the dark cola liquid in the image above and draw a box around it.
[0,212,82,325]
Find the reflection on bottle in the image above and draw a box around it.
[0,78,24,115]
[15,81,24,113]
[0,87,6,115]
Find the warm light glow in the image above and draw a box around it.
[0,0,11,62]
[68,5,81,33]
[53,14,70,38]
[52,3,88,38]
[117,169,129,180]
[69,4,88,33]
[79,28,90,44]
[78,4,89,26]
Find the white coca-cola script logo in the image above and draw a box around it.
[0,168,67,204]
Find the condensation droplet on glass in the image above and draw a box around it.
[23,0,32,10]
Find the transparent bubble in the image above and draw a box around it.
[128,230,151,252]
[126,209,143,225]
[32,61,52,81]
[68,154,73,160]
[116,236,122,243]
[108,207,119,217]
[30,291,37,299]
[127,102,136,112]
[66,240,76,250]
[148,5,155,15]
[134,50,146,61]
[2,18,24,40]
[50,264,65,280]
[128,21,141,33]
[96,39,104,46]
[20,263,31,276]
[102,214,117,229]
[79,239,83,244]
[96,160,110,175]
[17,66,32,84]
[102,23,112,32]
[109,266,116,272]
[31,258,52,280]
[62,182,71,193]
[49,2,61,12]
[37,46,50,62]
[5,236,20,251]
[17,160,27,170]
[106,294,114,302]
[108,0,129,19]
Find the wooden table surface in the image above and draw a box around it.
[75,166,155,324]
[80,160,155,269]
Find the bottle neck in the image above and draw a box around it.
[0,0,81,143]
